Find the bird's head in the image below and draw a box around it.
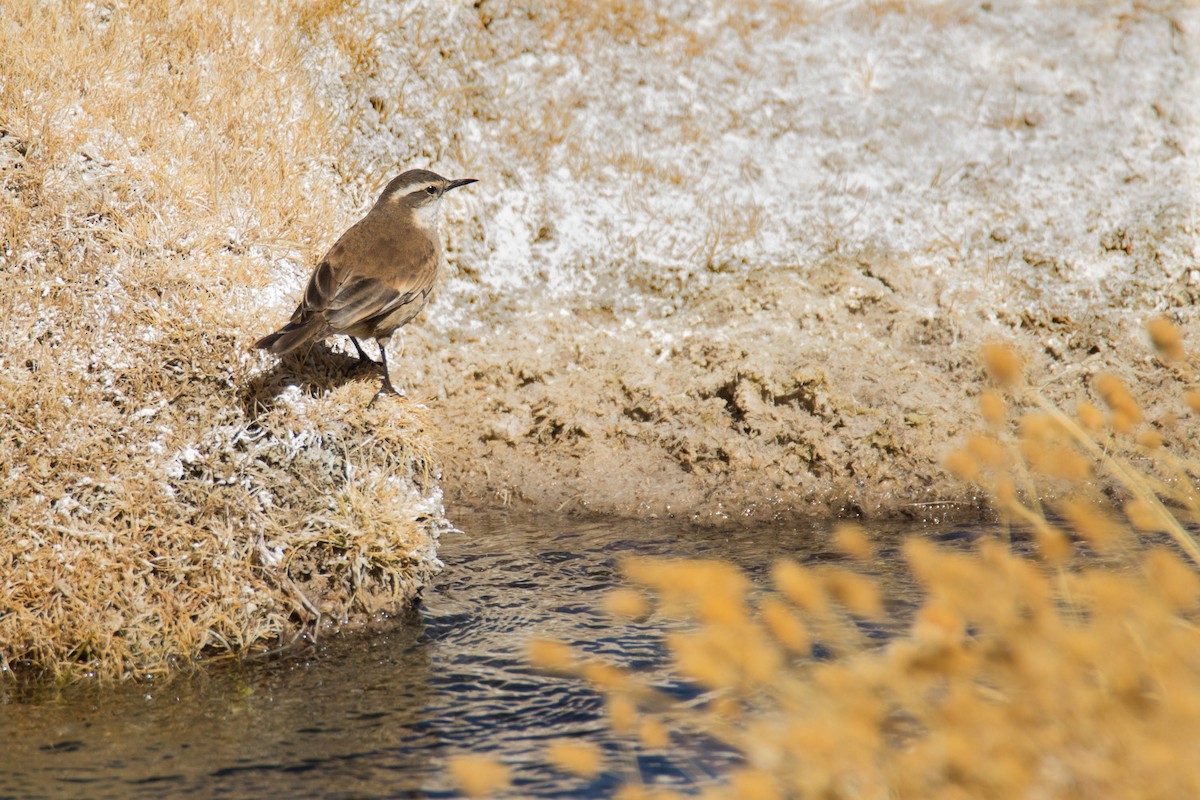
[382,169,477,209]
[379,169,476,231]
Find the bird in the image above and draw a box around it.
[255,169,476,401]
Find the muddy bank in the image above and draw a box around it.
[414,261,1197,523]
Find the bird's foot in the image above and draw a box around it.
[367,378,405,408]
[349,337,380,370]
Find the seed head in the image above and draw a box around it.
[449,755,510,798]
[1147,317,1185,362]
[981,344,1024,387]
[547,740,604,778]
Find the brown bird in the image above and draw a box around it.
[255,169,477,399]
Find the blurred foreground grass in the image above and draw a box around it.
[454,320,1200,798]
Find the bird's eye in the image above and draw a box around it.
[425,186,438,195]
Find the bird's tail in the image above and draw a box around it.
[254,314,327,355]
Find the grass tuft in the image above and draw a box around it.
[0,0,447,680]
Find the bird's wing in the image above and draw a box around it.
[286,207,440,334]
[254,258,339,354]
[324,275,427,331]
[291,259,341,321]
[322,224,439,332]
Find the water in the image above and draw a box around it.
[0,512,962,799]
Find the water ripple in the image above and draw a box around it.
[0,512,962,798]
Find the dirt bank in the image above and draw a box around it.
[334,0,1198,521]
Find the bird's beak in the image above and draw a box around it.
[446,178,478,191]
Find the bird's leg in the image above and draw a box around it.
[349,336,377,365]
[369,337,404,406]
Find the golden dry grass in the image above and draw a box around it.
[2,0,777,681]
[516,321,1200,798]
[0,0,444,679]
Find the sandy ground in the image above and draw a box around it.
[293,0,1198,522]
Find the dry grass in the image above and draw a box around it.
[2,0,800,683]
[500,320,1200,797]
[0,0,445,680]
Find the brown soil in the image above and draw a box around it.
[413,257,1198,524]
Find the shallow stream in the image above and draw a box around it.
[1,511,976,798]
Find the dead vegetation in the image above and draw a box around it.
[0,0,447,680]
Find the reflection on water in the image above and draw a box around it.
[1,512,965,798]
